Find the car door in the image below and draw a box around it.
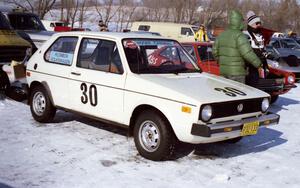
[42,36,78,108]
[69,37,126,124]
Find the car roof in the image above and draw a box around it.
[52,31,169,40]
[132,21,197,28]
[181,42,212,46]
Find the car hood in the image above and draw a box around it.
[126,72,269,106]
[0,30,31,47]
[268,59,300,73]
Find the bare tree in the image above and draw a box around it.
[78,0,90,28]
[94,0,123,26]
[115,0,138,31]
[185,0,201,24]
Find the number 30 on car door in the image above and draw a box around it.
[80,83,98,107]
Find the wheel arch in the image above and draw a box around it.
[28,81,55,106]
[128,104,176,138]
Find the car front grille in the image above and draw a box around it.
[0,46,27,63]
[199,98,263,120]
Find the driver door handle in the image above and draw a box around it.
[71,72,81,76]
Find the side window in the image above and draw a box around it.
[138,25,150,31]
[183,45,196,60]
[271,40,280,49]
[160,47,180,61]
[44,37,78,65]
[181,27,193,36]
[77,38,123,74]
[197,46,215,61]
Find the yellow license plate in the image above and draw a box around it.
[241,121,259,136]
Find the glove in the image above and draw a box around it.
[262,51,274,59]
[258,67,269,78]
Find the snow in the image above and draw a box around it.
[1,84,300,188]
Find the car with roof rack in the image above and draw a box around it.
[266,37,300,82]
[0,6,54,53]
[26,32,279,161]
[0,10,31,96]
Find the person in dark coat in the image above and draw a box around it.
[244,11,269,86]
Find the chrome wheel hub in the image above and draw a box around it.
[32,92,46,116]
[139,120,160,152]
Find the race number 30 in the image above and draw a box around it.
[214,87,247,97]
[80,83,98,106]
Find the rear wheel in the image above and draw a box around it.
[30,85,56,123]
[133,110,177,161]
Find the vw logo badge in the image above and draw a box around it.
[237,103,243,112]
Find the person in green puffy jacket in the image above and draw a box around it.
[212,10,262,83]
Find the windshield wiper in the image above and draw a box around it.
[169,67,201,75]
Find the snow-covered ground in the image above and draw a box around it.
[1,84,300,188]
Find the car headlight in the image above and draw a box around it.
[287,75,295,84]
[261,98,270,113]
[201,105,212,122]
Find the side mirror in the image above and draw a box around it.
[186,32,189,37]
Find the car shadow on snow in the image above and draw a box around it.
[192,127,286,159]
[53,110,128,136]
[269,96,300,114]
[50,111,286,160]
[0,182,14,188]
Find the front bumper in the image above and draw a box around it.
[191,113,280,137]
[253,78,296,93]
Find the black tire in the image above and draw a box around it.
[0,69,10,91]
[270,95,279,104]
[5,86,27,102]
[133,110,177,161]
[221,137,243,144]
[29,85,56,123]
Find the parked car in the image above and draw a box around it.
[131,21,198,42]
[182,42,296,103]
[129,31,161,36]
[1,6,54,52]
[272,32,285,38]
[268,37,300,58]
[41,20,67,31]
[266,38,300,81]
[0,10,31,96]
[294,37,300,45]
[26,32,279,160]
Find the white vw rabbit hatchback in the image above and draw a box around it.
[26,32,280,161]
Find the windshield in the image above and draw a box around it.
[295,38,300,45]
[123,39,200,74]
[0,12,12,30]
[197,45,215,61]
[8,14,46,30]
[281,39,300,49]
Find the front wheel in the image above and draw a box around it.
[133,110,177,161]
[30,85,56,123]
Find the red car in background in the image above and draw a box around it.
[182,42,296,103]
